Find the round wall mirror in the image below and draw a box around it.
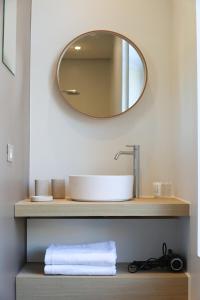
[57,30,147,118]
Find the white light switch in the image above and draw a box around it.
[7,144,14,162]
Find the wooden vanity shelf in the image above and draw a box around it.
[15,197,190,218]
[15,198,190,299]
[16,263,188,300]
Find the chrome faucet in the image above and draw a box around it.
[114,145,140,198]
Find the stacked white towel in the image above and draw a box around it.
[44,241,117,276]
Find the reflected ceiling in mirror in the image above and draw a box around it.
[57,31,147,118]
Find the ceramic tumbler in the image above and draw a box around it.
[51,179,65,199]
[35,179,49,196]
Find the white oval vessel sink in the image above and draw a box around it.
[69,175,134,202]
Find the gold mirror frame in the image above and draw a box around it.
[57,30,148,118]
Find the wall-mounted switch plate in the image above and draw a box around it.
[7,144,14,163]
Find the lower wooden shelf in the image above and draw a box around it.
[16,263,188,300]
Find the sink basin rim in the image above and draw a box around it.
[69,175,134,202]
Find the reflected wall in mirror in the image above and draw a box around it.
[2,0,17,75]
[57,31,147,118]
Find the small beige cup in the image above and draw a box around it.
[35,179,49,196]
[51,179,65,199]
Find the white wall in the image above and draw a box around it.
[172,0,199,299]
[28,0,183,263]
[0,0,31,299]
[30,0,174,199]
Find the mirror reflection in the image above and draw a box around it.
[57,31,147,118]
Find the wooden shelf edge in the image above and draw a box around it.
[16,262,188,279]
[16,263,188,300]
[15,197,190,218]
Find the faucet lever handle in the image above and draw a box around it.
[126,145,140,150]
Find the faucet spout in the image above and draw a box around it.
[114,152,120,160]
[114,151,133,160]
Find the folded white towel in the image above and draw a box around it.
[44,264,116,276]
[45,241,117,266]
